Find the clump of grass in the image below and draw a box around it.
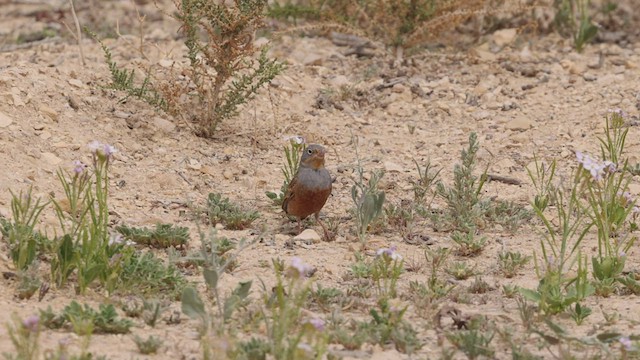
[351,139,385,246]
[86,29,168,110]
[411,158,441,207]
[206,193,260,230]
[266,136,305,205]
[40,301,133,334]
[15,267,42,300]
[0,188,49,271]
[116,251,188,299]
[434,132,487,232]
[498,251,530,278]
[116,223,189,249]
[451,230,487,257]
[133,335,163,355]
[446,261,476,280]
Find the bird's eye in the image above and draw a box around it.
[307,149,313,154]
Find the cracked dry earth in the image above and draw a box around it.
[2,1,640,359]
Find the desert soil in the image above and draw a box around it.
[1,0,640,359]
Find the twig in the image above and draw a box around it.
[0,37,59,53]
[68,0,85,66]
[486,173,522,186]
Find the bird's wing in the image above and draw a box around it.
[282,174,299,213]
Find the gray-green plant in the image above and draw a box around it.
[365,298,422,354]
[371,247,404,298]
[175,0,285,136]
[435,132,488,232]
[520,164,594,314]
[117,251,187,299]
[423,247,455,300]
[116,223,189,249]
[446,328,495,359]
[40,301,133,334]
[351,164,385,245]
[553,0,599,52]
[569,302,592,325]
[206,193,260,230]
[467,276,491,294]
[446,261,476,280]
[526,154,557,213]
[133,335,163,355]
[577,112,637,296]
[86,28,167,110]
[1,187,48,271]
[451,230,487,257]
[180,229,255,359]
[3,314,41,360]
[15,267,41,300]
[50,142,131,294]
[266,137,305,205]
[498,251,531,278]
[411,158,441,206]
[259,258,328,360]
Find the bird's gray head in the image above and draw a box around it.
[300,144,327,170]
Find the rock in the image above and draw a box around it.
[492,28,518,48]
[39,131,51,140]
[328,75,350,88]
[113,110,131,119]
[384,161,404,173]
[294,229,322,244]
[187,158,202,170]
[222,170,234,180]
[39,105,58,122]
[33,123,44,131]
[0,111,13,127]
[505,116,532,131]
[200,165,217,176]
[471,110,491,120]
[151,117,176,133]
[68,78,84,88]
[11,87,24,106]
[583,73,597,81]
[41,152,62,165]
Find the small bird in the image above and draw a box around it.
[282,144,332,239]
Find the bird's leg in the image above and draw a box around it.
[297,217,303,234]
[315,212,330,241]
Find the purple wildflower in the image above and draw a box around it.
[608,109,627,118]
[72,160,87,174]
[290,257,313,277]
[22,315,39,333]
[376,246,402,261]
[306,317,325,331]
[619,336,633,351]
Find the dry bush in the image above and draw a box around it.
[270,0,542,57]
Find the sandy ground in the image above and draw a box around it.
[1,0,640,359]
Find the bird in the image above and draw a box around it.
[282,144,332,239]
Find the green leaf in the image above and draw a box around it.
[517,288,541,302]
[203,267,218,290]
[596,332,621,343]
[181,287,206,320]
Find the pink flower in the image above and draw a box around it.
[290,257,313,277]
[72,160,87,174]
[306,317,325,331]
[22,315,39,333]
[376,246,402,261]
